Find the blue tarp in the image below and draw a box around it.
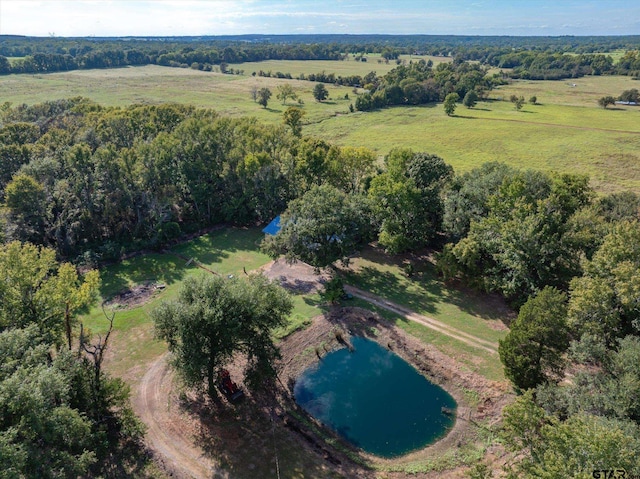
[262,215,282,235]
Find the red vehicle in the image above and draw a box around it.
[217,369,245,401]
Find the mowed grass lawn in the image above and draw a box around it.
[80,227,325,378]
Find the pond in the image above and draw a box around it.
[294,336,457,458]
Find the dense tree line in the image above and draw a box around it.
[2,35,639,79]
[0,242,144,478]
[0,99,388,263]
[0,39,347,75]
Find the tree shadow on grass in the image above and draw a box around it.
[181,389,367,478]
[345,247,513,323]
[171,227,264,269]
[98,440,159,479]
[99,228,267,303]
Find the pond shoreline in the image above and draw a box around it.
[277,306,513,474]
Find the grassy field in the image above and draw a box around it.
[340,247,510,381]
[305,98,640,193]
[0,65,355,125]
[1,64,638,192]
[347,296,505,382]
[229,54,451,78]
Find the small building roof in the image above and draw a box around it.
[262,215,282,235]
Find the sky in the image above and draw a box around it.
[1,0,639,37]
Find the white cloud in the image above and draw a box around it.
[0,0,638,36]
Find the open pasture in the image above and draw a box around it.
[305,97,640,193]
[229,54,451,78]
[0,64,354,124]
[491,74,640,107]
[1,64,638,192]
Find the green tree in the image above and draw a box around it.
[462,90,478,108]
[568,221,640,340]
[529,95,537,104]
[443,162,516,240]
[499,287,570,390]
[327,146,376,194]
[442,171,592,304]
[619,88,639,103]
[276,84,298,105]
[257,87,272,108]
[320,276,346,304]
[501,392,640,478]
[369,149,453,253]
[262,184,372,268]
[443,92,459,116]
[4,173,48,244]
[313,83,329,102]
[153,274,293,397]
[539,335,640,422]
[0,326,98,477]
[514,95,525,110]
[598,96,616,108]
[282,106,306,137]
[0,242,100,349]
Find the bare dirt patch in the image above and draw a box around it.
[103,281,166,309]
[260,259,331,294]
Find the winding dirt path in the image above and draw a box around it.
[135,354,224,479]
[344,285,499,354]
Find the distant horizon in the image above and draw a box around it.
[3,33,640,40]
[1,1,639,38]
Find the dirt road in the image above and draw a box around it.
[344,285,499,354]
[135,354,226,479]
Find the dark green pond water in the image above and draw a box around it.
[294,337,457,458]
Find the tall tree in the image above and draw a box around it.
[443,92,459,116]
[313,83,329,102]
[257,87,272,108]
[463,90,478,108]
[499,287,570,390]
[568,220,640,341]
[441,171,592,305]
[369,149,453,253]
[276,84,298,105]
[501,392,640,478]
[327,146,376,194]
[261,184,373,269]
[0,242,100,349]
[282,106,306,137]
[153,274,293,397]
[3,173,48,245]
